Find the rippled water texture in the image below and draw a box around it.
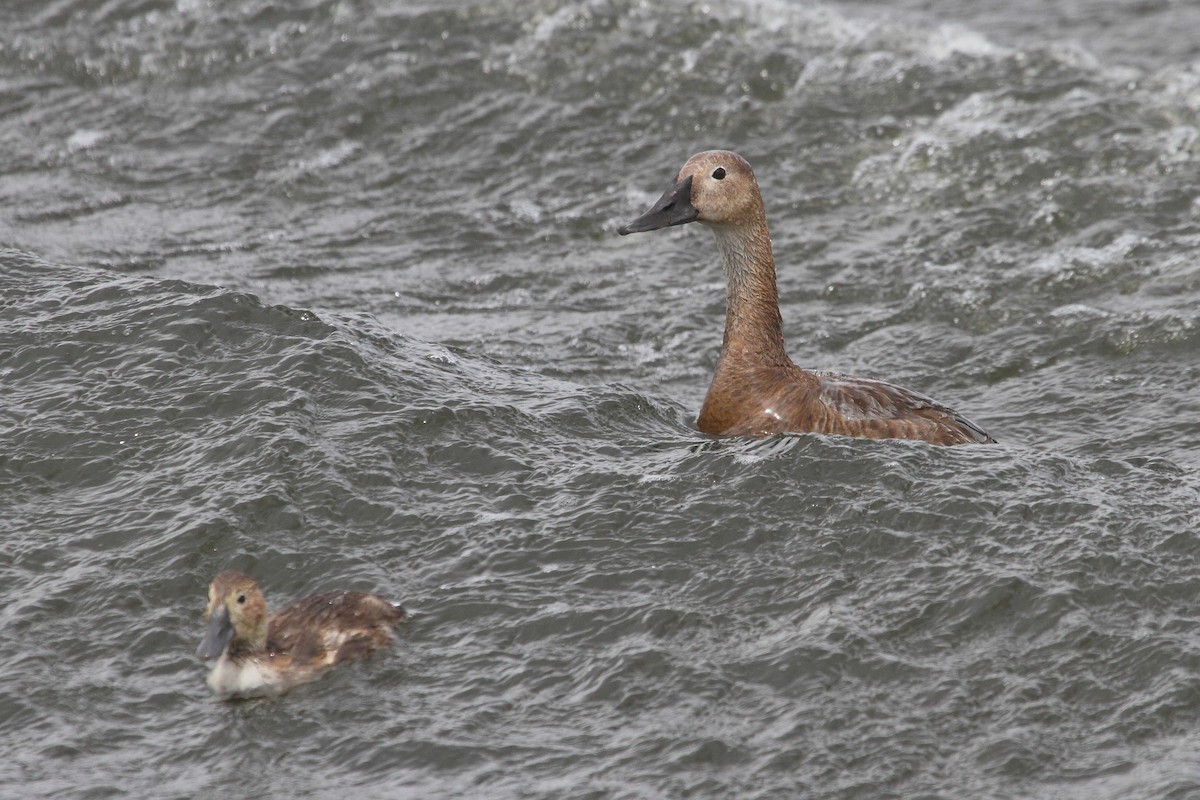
[4,1,1200,798]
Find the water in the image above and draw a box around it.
[3,0,1200,797]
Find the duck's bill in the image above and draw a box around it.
[618,175,697,234]
[196,605,234,662]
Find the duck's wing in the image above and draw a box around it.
[269,590,407,667]
[811,370,996,445]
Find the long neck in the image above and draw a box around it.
[710,219,789,367]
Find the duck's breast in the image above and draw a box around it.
[206,653,280,699]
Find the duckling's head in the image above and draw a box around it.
[197,570,269,662]
[619,150,763,234]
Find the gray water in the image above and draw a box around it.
[3,0,1200,798]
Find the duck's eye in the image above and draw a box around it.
[236,594,247,604]
[711,167,726,180]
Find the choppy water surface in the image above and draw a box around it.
[3,0,1200,797]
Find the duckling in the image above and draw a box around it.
[196,570,406,698]
[619,150,994,446]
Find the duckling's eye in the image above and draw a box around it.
[237,594,247,605]
[711,167,726,180]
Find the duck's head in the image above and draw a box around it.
[618,150,763,235]
[197,570,269,661]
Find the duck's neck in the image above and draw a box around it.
[710,219,790,368]
[229,625,269,661]
[228,640,262,661]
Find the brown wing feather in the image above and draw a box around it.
[811,370,995,445]
[706,364,993,445]
[268,590,406,668]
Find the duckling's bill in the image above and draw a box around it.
[196,604,233,662]
[619,175,697,234]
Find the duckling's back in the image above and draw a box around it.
[269,590,407,669]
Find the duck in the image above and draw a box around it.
[196,570,407,699]
[618,150,994,446]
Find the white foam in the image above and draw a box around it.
[923,24,1009,60]
[66,129,106,152]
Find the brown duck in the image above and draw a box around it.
[619,150,994,446]
[196,570,407,698]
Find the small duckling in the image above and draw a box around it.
[196,570,406,699]
[619,150,994,446]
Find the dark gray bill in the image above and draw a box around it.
[196,605,234,662]
[618,175,697,234]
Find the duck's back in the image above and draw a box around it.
[700,363,994,445]
[810,369,994,444]
[269,590,407,668]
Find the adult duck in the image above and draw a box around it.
[196,570,406,698]
[618,150,994,446]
